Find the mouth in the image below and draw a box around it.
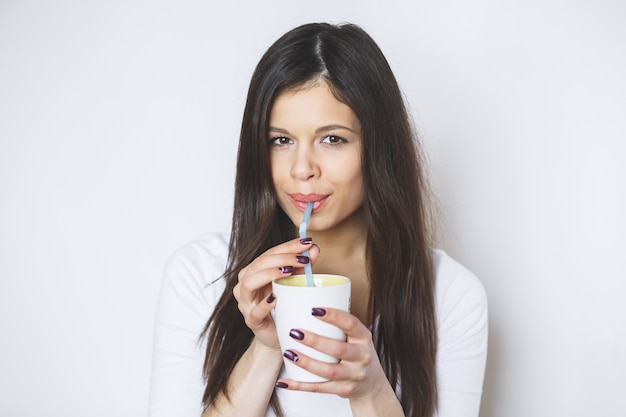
[288,193,329,211]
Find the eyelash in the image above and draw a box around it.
[321,135,347,145]
[269,136,292,146]
[268,135,347,147]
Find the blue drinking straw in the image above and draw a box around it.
[299,202,314,287]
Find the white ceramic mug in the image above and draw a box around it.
[272,274,351,382]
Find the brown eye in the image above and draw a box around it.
[269,136,292,146]
[321,135,346,145]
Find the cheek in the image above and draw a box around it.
[269,158,291,208]
[342,157,363,185]
[346,160,364,202]
[269,156,284,187]
[330,160,364,203]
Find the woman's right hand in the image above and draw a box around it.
[233,237,320,351]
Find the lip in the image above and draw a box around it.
[288,193,329,211]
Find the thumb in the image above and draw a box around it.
[308,243,321,265]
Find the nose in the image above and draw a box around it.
[290,146,319,181]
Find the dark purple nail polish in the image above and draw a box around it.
[283,350,299,362]
[311,307,326,317]
[299,237,313,245]
[279,265,293,274]
[289,329,304,340]
[266,293,275,303]
[275,381,288,389]
[296,255,309,264]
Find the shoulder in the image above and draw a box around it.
[166,233,230,278]
[433,249,488,332]
[150,233,230,417]
[431,250,488,415]
[162,232,230,302]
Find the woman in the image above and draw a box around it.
[149,23,487,417]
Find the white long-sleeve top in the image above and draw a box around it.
[149,233,488,417]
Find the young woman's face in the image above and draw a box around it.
[269,82,364,233]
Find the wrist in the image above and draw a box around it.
[350,373,404,417]
[250,338,283,364]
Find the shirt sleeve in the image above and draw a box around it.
[148,234,228,417]
[434,251,489,417]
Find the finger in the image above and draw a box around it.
[245,291,277,330]
[288,328,366,363]
[235,238,317,307]
[260,237,316,258]
[233,278,272,305]
[236,254,307,304]
[279,348,361,385]
[310,308,371,339]
[308,243,321,265]
[276,377,358,398]
[287,241,320,275]
[239,250,313,284]
[237,237,316,281]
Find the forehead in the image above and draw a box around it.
[270,82,360,131]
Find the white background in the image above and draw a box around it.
[1,1,624,416]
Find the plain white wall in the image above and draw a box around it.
[1,0,624,416]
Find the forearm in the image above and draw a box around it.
[202,339,283,417]
[349,380,405,417]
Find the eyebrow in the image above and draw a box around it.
[268,124,358,135]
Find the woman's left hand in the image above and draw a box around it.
[275,307,388,399]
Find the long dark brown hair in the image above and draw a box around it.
[201,22,437,417]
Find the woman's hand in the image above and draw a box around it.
[275,309,404,416]
[275,308,388,397]
[232,238,320,351]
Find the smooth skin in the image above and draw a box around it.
[203,82,404,416]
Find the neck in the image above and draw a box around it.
[312,207,366,254]
[308,207,371,325]
[307,207,368,277]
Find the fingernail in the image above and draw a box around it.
[266,293,275,303]
[311,307,326,317]
[299,237,312,245]
[279,265,293,274]
[312,243,321,253]
[296,255,309,264]
[289,329,304,340]
[275,381,288,389]
[283,350,299,362]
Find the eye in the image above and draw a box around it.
[269,136,293,146]
[321,135,346,145]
